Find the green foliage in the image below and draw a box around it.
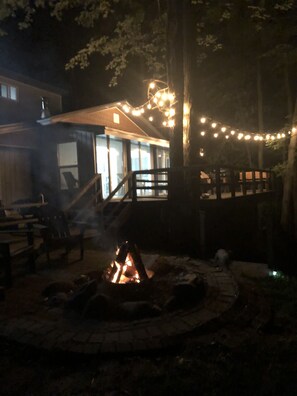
[66,11,166,86]
[0,0,166,86]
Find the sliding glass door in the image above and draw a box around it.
[96,135,124,198]
[131,141,152,196]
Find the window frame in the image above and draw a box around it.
[0,82,18,101]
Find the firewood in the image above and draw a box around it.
[128,243,148,281]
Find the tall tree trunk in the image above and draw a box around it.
[257,59,264,168]
[167,0,184,169]
[284,53,293,123]
[283,52,293,162]
[281,99,297,238]
[183,0,196,166]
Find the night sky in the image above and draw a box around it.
[0,9,146,112]
[1,3,297,138]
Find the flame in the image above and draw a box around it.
[109,252,141,284]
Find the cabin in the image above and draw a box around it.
[37,102,170,207]
[0,70,276,263]
[0,68,64,206]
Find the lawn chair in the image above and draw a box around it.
[36,205,84,264]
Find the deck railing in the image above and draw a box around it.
[64,166,275,215]
[131,166,275,201]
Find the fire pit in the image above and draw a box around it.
[101,241,155,301]
[103,241,154,284]
[42,242,206,322]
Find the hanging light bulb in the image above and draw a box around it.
[200,131,206,136]
[147,103,152,109]
[149,116,153,122]
[214,133,218,138]
[168,93,175,102]
[199,148,204,157]
[221,127,226,132]
[230,130,235,135]
[161,93,168,101]
[149,82,156,89]
[168,119,175,128]
[211,122,217,128]
[238,133,243,140]
[225,135,229,139]
[122,104,130,113]
[244,135,251,140]
[200,117,206,123]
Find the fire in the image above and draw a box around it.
[110,253,140,284]
[104,242,148,284]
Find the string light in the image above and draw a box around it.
[199,116,292,142]
[119,79,294,137]
[119,79,176,128]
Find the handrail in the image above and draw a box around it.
[96,171,133,212]
[64,173,102,212]
[131,166,275,201]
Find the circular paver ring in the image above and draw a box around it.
[0,257,238,355]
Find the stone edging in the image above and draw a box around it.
[0,258,238,355]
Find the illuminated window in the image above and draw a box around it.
[0,84,8,98]
[113,112,120,124]
[57,142,79,190]
[0,83,18,101]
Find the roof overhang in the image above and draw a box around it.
[105,127,169,147]
[37,101,169,148]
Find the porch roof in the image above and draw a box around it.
[0,122,38,149]
[38,101,169,148]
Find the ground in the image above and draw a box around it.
[1,247,297,396]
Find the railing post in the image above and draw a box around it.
[252,170,257,194]
[259,171,264,193]
[269,170,275,191]
[96,174,103,204]
[242,171,247,195]
[230,169,236,198]
[215,167,221,200]
[132,172,137,203]
[197,168,201,201]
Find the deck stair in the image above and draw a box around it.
[64,173,133,244]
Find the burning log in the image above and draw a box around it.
[104,241,149,284]
[128,243,148,282]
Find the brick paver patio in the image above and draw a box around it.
[0,249,239,354]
